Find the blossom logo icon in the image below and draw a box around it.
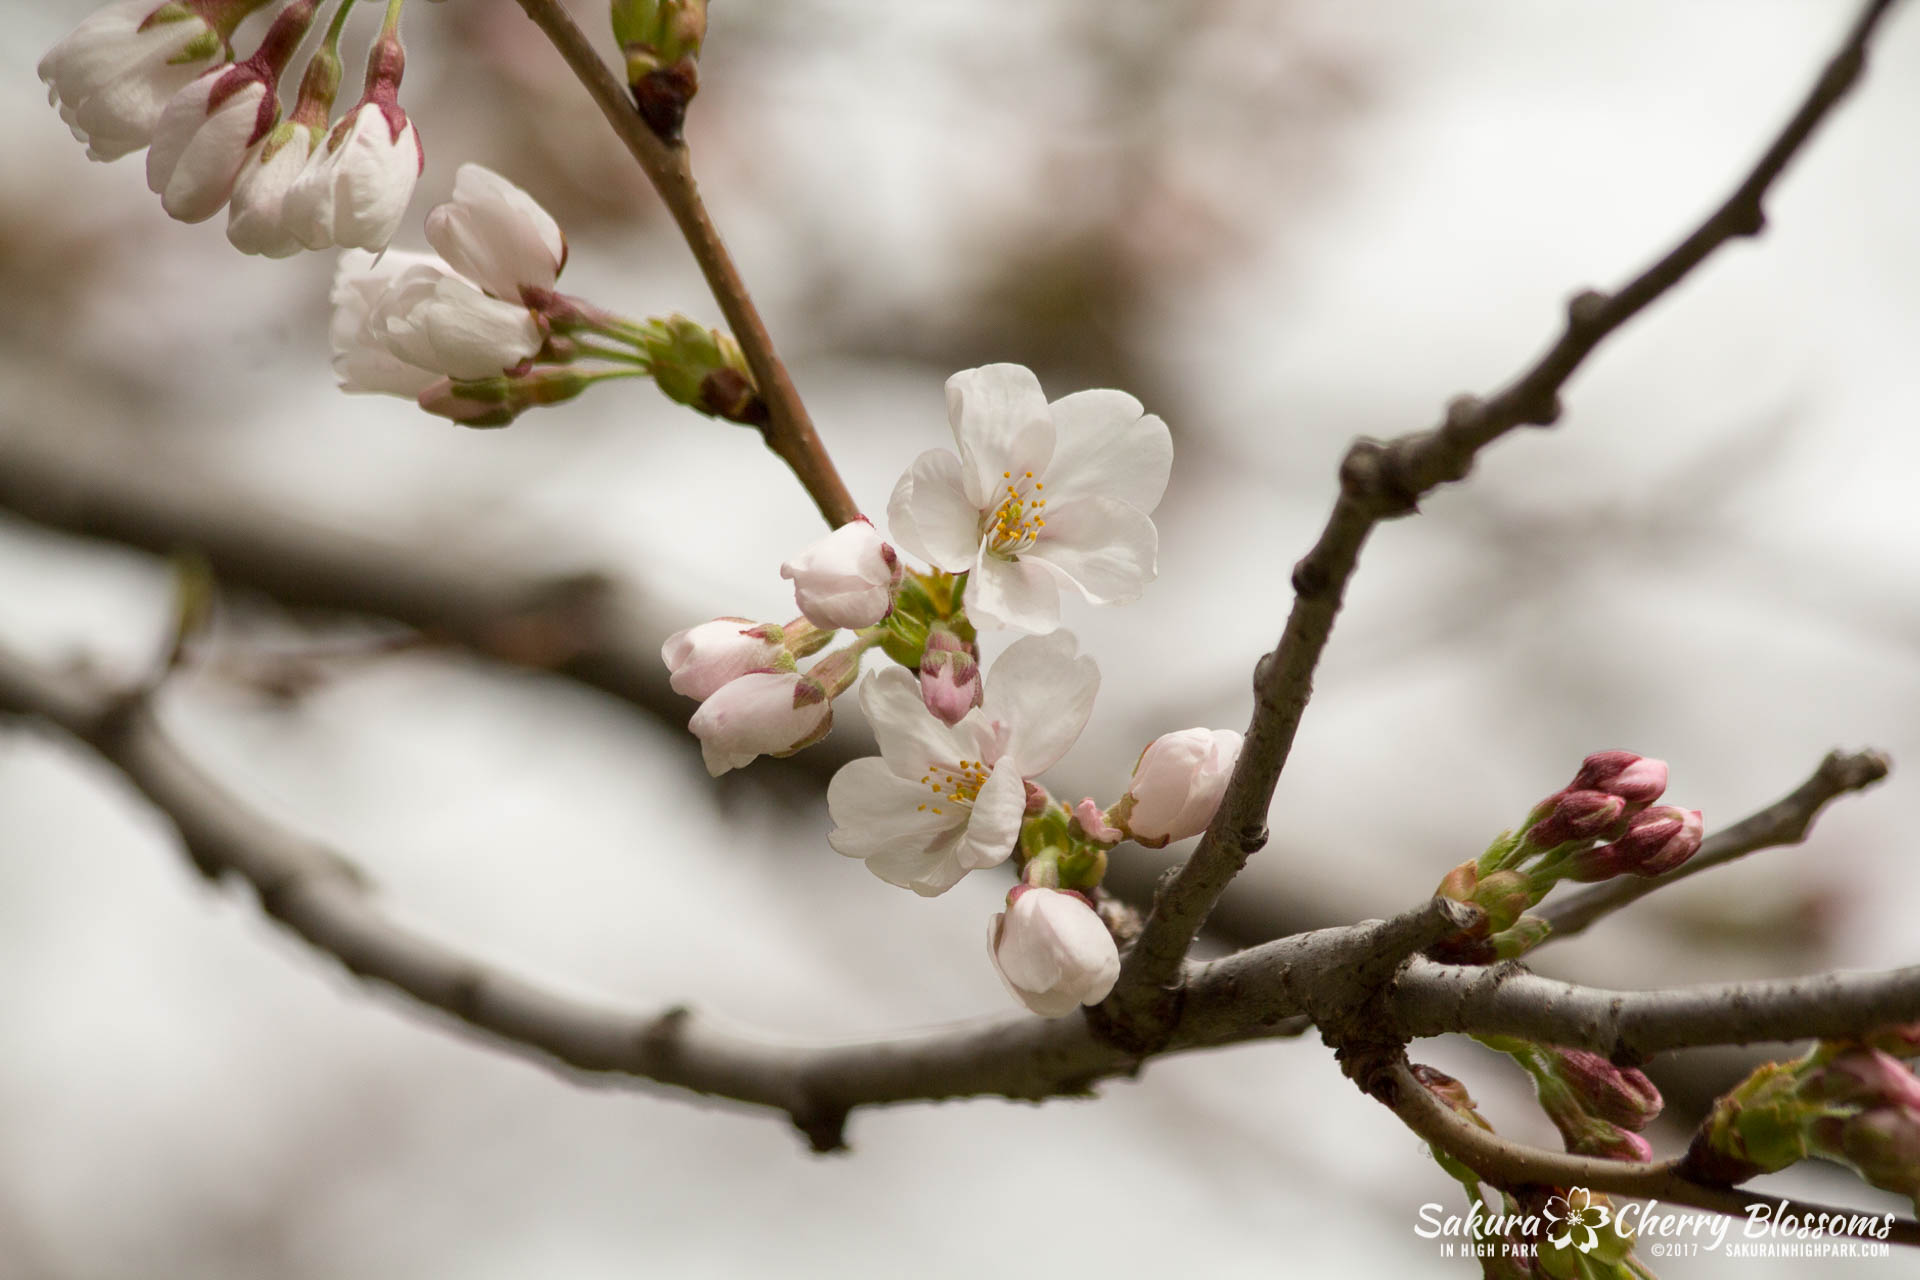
[1543,1189,1610,1254]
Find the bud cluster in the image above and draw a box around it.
[43,0,425,256]
[1482,1036,1662,1164]
[1433,752,1703,963]
[1691,1041,1920,1211]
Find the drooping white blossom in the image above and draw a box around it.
[779,518,900,630]
[283,99,422,252]
[827,631,1097,896]
[425,163,567,304]
[146,64,272,222]
[888,363,1172,634]
[329,250,543,393]
[1120,727,1242,847]
[226,123,317,257]
[988,886,1120,1017]
[40,0,227,162]
[661,618,785,701]
[689,671,831,776]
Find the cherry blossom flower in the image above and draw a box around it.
[661,618,785,701]
[425,163,567,304]
[888,363,1172,633]
[329,250,543,391]
[779,518,900,629]
[988,886,1120,1017]
[827,631,1097,896]
[283,99,422,252]
[145,63,273,222]
[226,123,318,257]
[689,671,831,776]
[1119,727,1243,846]
[40,0,233,162]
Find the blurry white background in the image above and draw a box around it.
[2,0,1919,1275]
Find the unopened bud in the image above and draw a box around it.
[1568,751,1669,807]
[1471,870,1534,932]
[1071,798,1123,845]
[1525,790,1626,849]
[1489,915,1551,960]
[610,0,706,139]
[637,315,763,422]
[918,630,982,727]
[1544,1047,1663,1131]
[1118,728,1242,847]
[781,517,902,630]
[1564,806,1703,881]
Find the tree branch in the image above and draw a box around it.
[1540,748,1891,941]
[1392,957,1920,1062]
[1371,1058,1920,1245]
[1108,0,1905,1038]
[508,0,859,529]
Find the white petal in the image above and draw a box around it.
[152,78,266,223]
[983,632,1098,776]
[964,553,1059,634]
[826,758,960,858]
[426,163,565,301]
[864,833,973,897]
[954,761,1025,870]
[945,364,1054,509]
[858,668,971,780]
[1043,391,1171,513]
[886,449,980,571]
[1026,496,1158,605]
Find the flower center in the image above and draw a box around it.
[916,758,990,815]
[984,470,1047,557]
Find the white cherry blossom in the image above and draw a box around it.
[40,0,226,162]
[425,163,567,304]
[988,887,1120,1017]
[888,363,1172,633]
[146,64,272,222]
[779,518,899,630]
[690,671,831,776]
[661,618,784,701]
[827,631,1097,896]
[283,99,422,253]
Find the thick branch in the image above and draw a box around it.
[1541,749,1891,940]
[508,0,859,528]
[1109,0,1904,1033]
[1375,1059,1920,1245]
[1392,957,1920,1062]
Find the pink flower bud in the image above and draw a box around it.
[1569,751,1669,807]
[1547,1048,1663,1130]
[1831,1106,1920,1208]
[1525,789,1626,849]
[687,671,830,776]
[660,618,784,700]
[779,517,901,630]
[426,163,567,304]
[917,633,981,726]
[1121,728,1242,847]
[1563,806,1701,880]
[987,886,1119,1018]
[1810,1049,1920,1113]
[1071,798,1123,844]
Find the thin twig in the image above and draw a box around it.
[508,0,859,529]
[1541,748,1891,940]
[1374,1059,1920,1246]
[1108,0,1905,1041]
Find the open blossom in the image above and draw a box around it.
[661,618,784,701]
[779,518,900,629]
[40,0,231,162]
[145,63,274,222]
[330,250,543,391]
[1120,727,1243,846]
[888,363,1172,633]
[988,886,1120,1017]
[689,671,831,776]
[827,631,1097,896]
[425,163,567,304]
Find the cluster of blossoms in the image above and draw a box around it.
[1430,751,1704,964]
[662,364,1244,1017]
[43,0,423,257]
[1692,1024,1920,1212]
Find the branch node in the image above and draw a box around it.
[1566,288,1612,334]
